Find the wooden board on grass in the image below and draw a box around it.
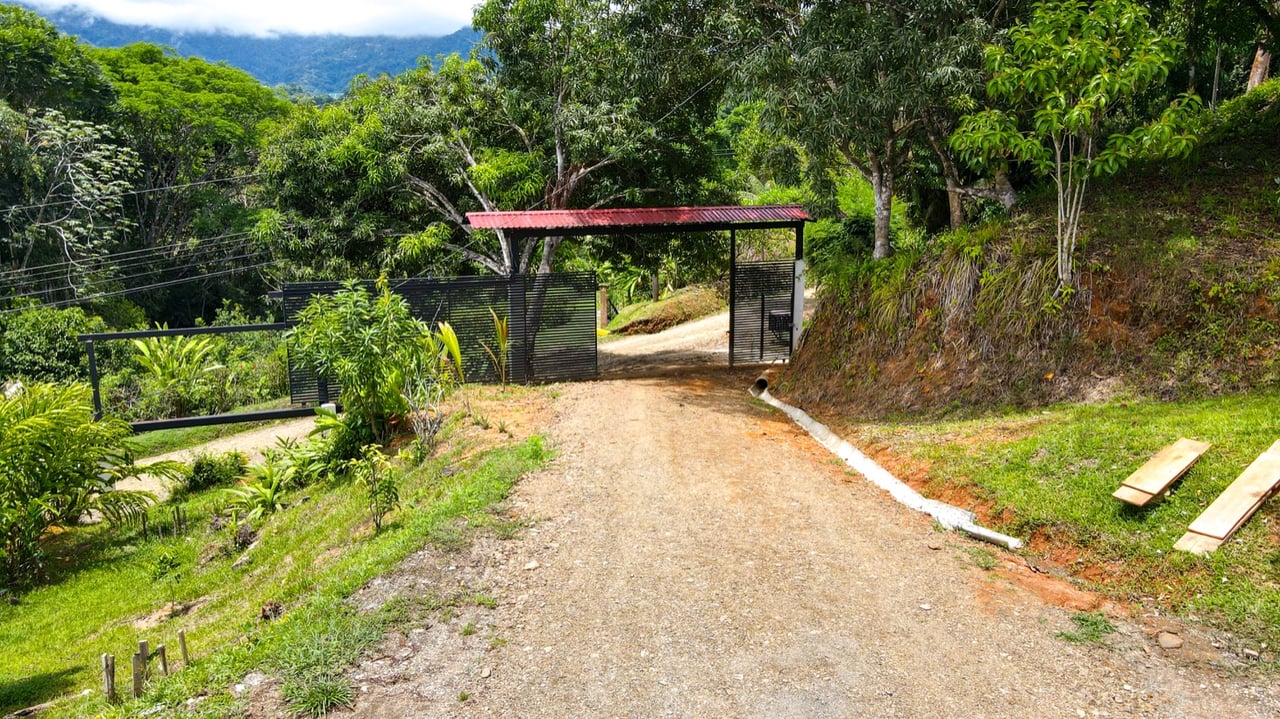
[1112,438,1211,507]
[1174,439,1280,555]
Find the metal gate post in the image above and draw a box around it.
[728,228,736,367]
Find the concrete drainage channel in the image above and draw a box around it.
[749,376,1024,551]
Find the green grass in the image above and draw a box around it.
[0,431,550,717]
[864,389,1280,651]
[129,397,296,457]
[1057,611,1117,644]
[605,285,724,336]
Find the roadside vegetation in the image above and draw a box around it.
[0,282,549,717]
[842,388,1280,654]
[605,285,726,336]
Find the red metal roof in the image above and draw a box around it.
[466,205,810,233]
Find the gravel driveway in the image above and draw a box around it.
[328,369,1278,718]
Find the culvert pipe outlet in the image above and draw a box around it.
[748,382,1024,551]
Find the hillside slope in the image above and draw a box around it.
[20,2,480,94]
[782,89,1280,419]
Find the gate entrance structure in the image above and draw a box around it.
[466,205,810,368]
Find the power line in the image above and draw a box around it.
[0,229,259,280]
[2,173,264,214]
[0,259,281,315]
[1,248,271,303]
[0,235,258,287]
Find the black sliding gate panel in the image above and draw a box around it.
[282,273,597,404]
[730,260,794,365]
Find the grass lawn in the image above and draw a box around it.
[845,389,1280,654]
[0,393,551,718]
[129,398,297,457]
[605,285,724,336]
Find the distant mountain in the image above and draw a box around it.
[20,3,481,95]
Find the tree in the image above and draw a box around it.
[0,4,115,119]
[0,105,140,302]
[744,0,992,258]
[91,44,293,324]
[952,0,1199,288]
[259,0,728,280]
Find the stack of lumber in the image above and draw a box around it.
[1174,439,1280,555]
[1113,438,1211,507]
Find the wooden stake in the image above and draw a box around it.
[102,654,116,702]
[156,644,168,675]
[178,629,189,665]
[138,640,149,680]
[131,652,144,698]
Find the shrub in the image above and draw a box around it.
[185,451,249,493]
[0,304,105,382]
[0,383,182,590]
[288,279,429,443]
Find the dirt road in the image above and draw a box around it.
[332,369,1277,718]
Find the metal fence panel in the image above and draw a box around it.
[730,260,793,365]
[282,273,597,404]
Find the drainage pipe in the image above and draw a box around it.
[750,376,1023,551]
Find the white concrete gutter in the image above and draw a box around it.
[750,377,1023,551]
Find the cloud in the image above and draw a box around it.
[25,0,478,37]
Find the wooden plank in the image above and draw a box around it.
[1112,484,1156,506]
[1173,530,1223,555]
[1119,438,1211,498]
[1184,440,1280,540]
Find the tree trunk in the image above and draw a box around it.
[868,153,893,259]
[1249,42,1273,90]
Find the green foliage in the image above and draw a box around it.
[0,107,140,300]
[746,0,989,257]
[346,444,399,532]
[0,382,172,590]
[1199,77,1280,142]
[1058,611,1117,643]
[224,462,289,522]
[481,309,510,386]
[0,304,104,382]
[951,0,1199,286]
[131,330,224,417]
[184,451,248,493]
[288,279,430,443]
[0,4,116,118]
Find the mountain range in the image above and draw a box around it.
[21,2,481,95]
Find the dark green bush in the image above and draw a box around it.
[0,304,105,382]
[185,451,248,493]
[1200,78,1280,143]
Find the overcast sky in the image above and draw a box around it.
[26,0,478,37]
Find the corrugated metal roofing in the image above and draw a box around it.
[466,205,810,232]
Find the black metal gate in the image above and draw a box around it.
[730,260,794,365]
[282,273,597,402]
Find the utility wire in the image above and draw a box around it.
[0,259,281,314]
[0,229,259,280]
[2,174,264,214]
[1,248,271,303]
[0,235,259,287]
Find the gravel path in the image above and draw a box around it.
[332,370,1277,718]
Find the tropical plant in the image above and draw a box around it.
[224,462,290,522]
[288,278,429,443]
[132,329,226,416]
[951,0,1200,288]
[346,444,399,532]
[0,382,179,590]
[481,309,510,386]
